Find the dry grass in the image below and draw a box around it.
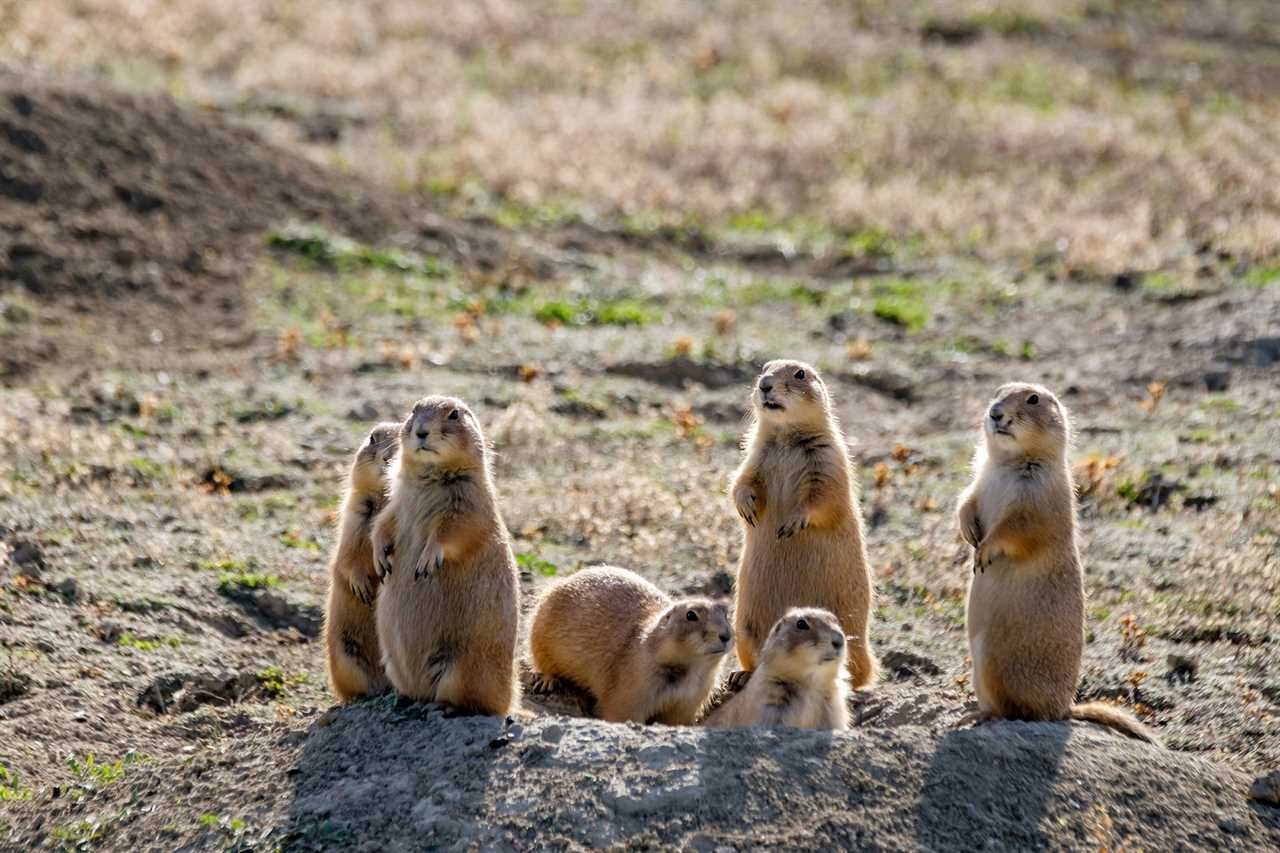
[5,0,1280,274]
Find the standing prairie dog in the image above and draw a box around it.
[529,566,733,725]
[324,422,399,702]
[958,383,1158,744]
[371,396,520,716]
[703,608,850,730]
[731,359,878,688]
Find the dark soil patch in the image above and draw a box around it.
[0,73,397,305]
[0,72,411,383]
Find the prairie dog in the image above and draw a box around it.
[324,422,398,702]
[371,396,520,716]
[731,359,878,687]
[957,383,1158,744]
[529,566,733,725]
[703,608,850,730]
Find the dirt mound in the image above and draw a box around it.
[15,707,1277,850]
[283,713,1277,850]
[0,72,397,310]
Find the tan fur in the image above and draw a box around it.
[372,396,520,716]
[959,383,1159,745]
[703,608,850,730]
[731,359,878,687]
[529,566,733,725]
[324,422,398,703]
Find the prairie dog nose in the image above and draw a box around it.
[759,380,773,393]
[989,406,1005,423]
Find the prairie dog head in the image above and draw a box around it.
[350,421,399,494]
[752,359,831,428]
[759,608,848,683]
[651,599,733,663]
[982,383,1068,462]
[398,396,486,473]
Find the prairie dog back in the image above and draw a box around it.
[530,566,732,725]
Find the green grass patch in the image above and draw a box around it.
[872,295,929,332]
[68,751,141,788]
[845,227,896,259]
[278,531,322,551]
[200,813,246,835]
[217,570,281,594]
[1115,478,1141,505]
[1243,266,1280,288]
[198,557,251,573]
[116,633,181,652]
[126,456,167,482]
[867,278,938,332]
[993,62,1058,112]
[536,298,656,327]
[267,224,447,276]
[709,277,824,307]
[516,553,560,577]
[1199,396,1242,414]
[256,666,309,698]
[0,766,31,801]
[477,293,660,327]
[52,820,109,845]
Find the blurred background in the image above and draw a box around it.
[1,1,1278,848]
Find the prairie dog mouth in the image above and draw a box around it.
[705,643,729,655]
[992,427,1014,438]
[762,401,785,411]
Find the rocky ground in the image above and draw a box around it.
[2,2,1280,849]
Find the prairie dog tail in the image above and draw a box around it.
[1071,702,1161,746]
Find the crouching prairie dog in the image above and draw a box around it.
[703,608,850,730]
[731,359,878,688]
[957,382,1159,744]
[371,396,520,716]
[529,566,733,725]
[324,422,399,702]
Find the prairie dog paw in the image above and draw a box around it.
[415,543,445,580]
[974,542,1003,572]
[776,513,809,540]
[348,571,377,605]
[375,543,394,579]
[735,490,759,527]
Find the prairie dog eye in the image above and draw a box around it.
[796,618,810,631]
[686,610,699,622]
[1027,393,1039,405]
[794,369,806,380]
[448,409,460,420]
